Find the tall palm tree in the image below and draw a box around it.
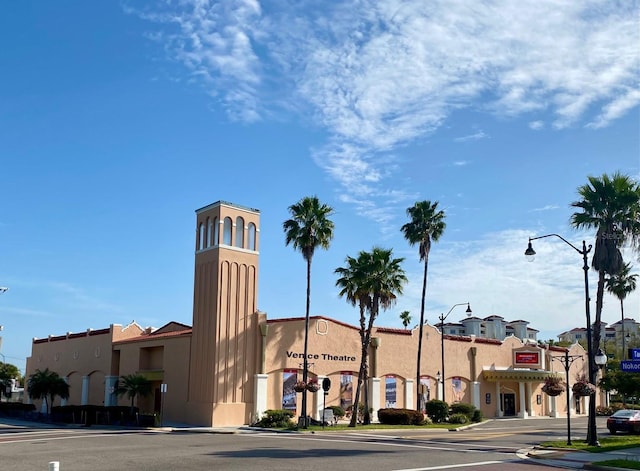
[116,374,152,415]
[570,172,640,442]
[283,196,334,427]
[606,262,638,358]
[571,173,640,357]
[336,247,407,427]
[400,310,412,329]
[27,368,70,415]
[401,200,446,410]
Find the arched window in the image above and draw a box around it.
[223,217,232,245]
[213,217,219,246]
[235,217,245,247]
[198,223,205,250]
[247,223,256,251]
[207,218,213,248]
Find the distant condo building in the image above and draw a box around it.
[558,318,640,352]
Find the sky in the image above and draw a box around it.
[1,1,639,375]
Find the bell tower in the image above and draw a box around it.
[187,201,261,426]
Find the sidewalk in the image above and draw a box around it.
[528,446,640,470]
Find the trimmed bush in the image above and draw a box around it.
[450,402,481,422]
[448,413,469,425]
[328,405,345,419]
[377,408,424,425]
[425,399,449,423]
[254,409,295,428]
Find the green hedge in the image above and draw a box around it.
[254,409,295,428]
[377,408,425,425]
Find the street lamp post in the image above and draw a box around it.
[439,303,472,404]
[551,350,582,445]
[525,234,600,446]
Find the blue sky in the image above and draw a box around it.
[1,1,639,375]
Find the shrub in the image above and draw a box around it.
[448,413,469,425]
[450,403,475,419]
[377,408,424,425]
[328,405,345,419]
[425,399,449,423]
[471,409,483,423]
[254,409,295,428]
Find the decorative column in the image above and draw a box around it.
[526,382,534,417]
[548,393,558,417]
[405,378,414,412]
[314,375,328,420]
[254,373,268,422]
[495,382,503,417]
[104,376,118,407]
[472,381,480,410]
[370,377,381,423]
[518,382,527,418]
[81,375,90,405]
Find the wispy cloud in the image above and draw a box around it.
[455,131,488,142]
[532,205,560,212]
[132,0,640,225]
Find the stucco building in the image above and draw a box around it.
[25,200,603,426]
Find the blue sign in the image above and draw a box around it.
[620,360,640,372]
[631,349,640,360]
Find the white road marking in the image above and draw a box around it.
[392,461,503,470]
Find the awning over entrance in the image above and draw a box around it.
[482,369,556,382]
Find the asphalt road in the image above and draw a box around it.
[0,416,611,471]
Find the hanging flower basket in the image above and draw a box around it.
[572,381,596,397]
[306,379,320,393]
[293,381,306,393]
[542,376,565,396]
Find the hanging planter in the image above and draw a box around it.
[306,379,320,393]
[542,376,565,397]
[293,381,307,393]
[572,380,596,397]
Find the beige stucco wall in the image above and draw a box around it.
[262,316,595,421]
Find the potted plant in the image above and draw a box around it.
[541,376,565,396]
[306,378,320,392]
[572,375,596,396]
[293,381,306,393]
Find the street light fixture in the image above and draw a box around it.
[0,287,8,294]
[551,350,582,445]
[525,234,600,446]
[439,303,472,404]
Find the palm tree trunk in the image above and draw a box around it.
[350,345,367,427]
[302,258,312,427]
[621,298,626,358]
[416,258,428,410]
[587,270,606,444]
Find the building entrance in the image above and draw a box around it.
[502,393,516,416]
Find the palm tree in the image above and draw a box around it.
[571,173,640,358]
[336,247,407,427]
[116,374,152,415]
[606,262,638,358]
[400,310,412,329]
[27,368,70,415]
[571,172,640,441]
[283,196,335,427]
[401,200,446,410]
